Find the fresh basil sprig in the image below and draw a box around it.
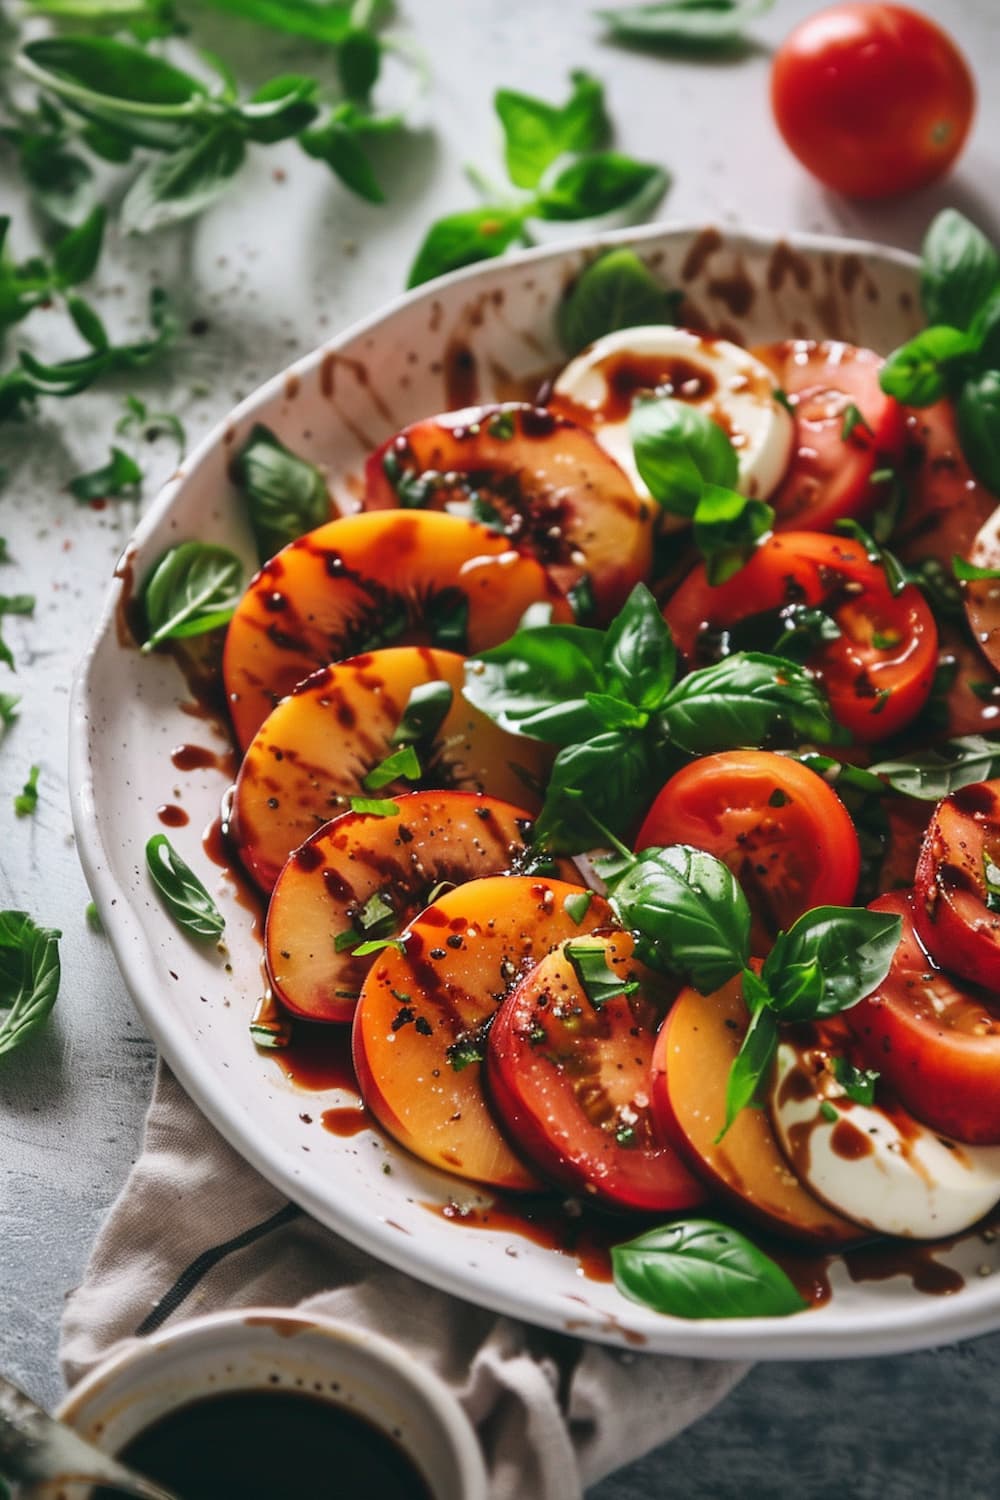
[630,397,774,583]
[68,445,142,503]
[0,910,62,1058]
[465,583,838,850]
[140,542,245,652]
[612,1218,806,1321]
[230,424,331,562]
[596,0,775,54]
[408,72,667,287]
[880,210,1000,493]
[145,834,225,940]
[556,247,682,355]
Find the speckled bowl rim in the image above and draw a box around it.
[70,219,1000,1361]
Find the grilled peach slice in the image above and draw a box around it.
[223,509,570,748]
[651,974,862,1244]
[266,791,560,1024]
[352,875,615,1190]
[486,934,705,1212]
[231,648,552,893]
[364,404,653,623]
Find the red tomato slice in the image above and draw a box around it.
[893,402,997,569]
[364,403,653,622]
[662,530,938,742]
[753,340,905,530]
[633,750,860,950]
[913,780,1000,990]
[847,891,1000,1145]
[485,933,705,1212]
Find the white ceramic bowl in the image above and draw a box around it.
[32,1308,487,1499]
[70,220,1000,1359]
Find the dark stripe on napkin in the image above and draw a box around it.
[135,1202,303,1336]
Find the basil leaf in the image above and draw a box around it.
[556,247,681,355]
[338,27,381,102]
[659,652,839,755]
[879,325,976,406]
[362,743,420,791]
[463,624,607,744]
[602,582,677,710]
[145,834,225,940]
[957,369,1000,495]
[536,152,667,221]
[693,486,774,586]
[0,694,20,733]
[533,731,659,851]
[495,70,609,190]
[868,735,1000,799]
[596,0,776,53]
[610,844,750,993]
[407,206,526,289]
[954,554,1000,582]
[921,210,1000,332]
[831,1055,879,1106]
[349,796,400,817]
[565,936,638,1008]
[612,1218,807,1321]
[68,445,142,502]
[121,124,247,234]
[300,113,385,203]
[391,680,453,745]
[584,692,648,731]
[14,764,41,818]
[141,541,245,651]
[0,910,62,1057]
[630,397,738,514]
[231,424,330,560]
[771,604,841,660]
[196,0,355,44]
[762,906,901,1021]
[239,74,320,143]
[720,995,778,1139]
[18,38,209,149]
[51,204,105,287]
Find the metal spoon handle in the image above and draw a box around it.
[0,1374,181,1500]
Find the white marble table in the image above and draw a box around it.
[2,2,999,1494]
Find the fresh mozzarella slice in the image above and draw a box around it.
[550,325,794,505]
[770,1038,1000,1240]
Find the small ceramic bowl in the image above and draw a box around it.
[33,1307,488,1499]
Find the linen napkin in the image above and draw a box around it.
[60,1063,748,1499]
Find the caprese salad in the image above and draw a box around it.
[139,234,1000,1322]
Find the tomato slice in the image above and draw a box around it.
[892,402,997,569]
[662,530,939,742]
[753,340,905,530]
[633,750,860,950]
[913,780,1000,990]
[364,403,653,622]
[847,891,1000,1145]
[486,934,705,1212]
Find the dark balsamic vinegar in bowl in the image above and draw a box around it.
[92,1388,434,1500]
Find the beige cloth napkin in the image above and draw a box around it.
[60,1064,748,1499]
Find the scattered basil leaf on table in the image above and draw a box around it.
[495,69,609,190]
[14,765,41,818]
[596,0,775,53]
[612,1219,807,1321]
[231,424,330,560]
[140,542,245,651]
[116,395,186,452]
[556,247,682,355]
[0,695,20,733]
[68,445,142,502]
[299,111,385,203]
[535,153,667,221]
[120,122,248,234]
[145,834,225,940]
[407,207,528,289]
[194,0,359,45]
[0,594,36,672]
[0,910,62,1058]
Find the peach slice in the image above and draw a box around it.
[222,509,571,749]
[486,935,706,1212]
[266,790,560,1024]
[365,403,654,623]
[352,875,615,1190]
[230,647,553,893]
[652,975,862,1244]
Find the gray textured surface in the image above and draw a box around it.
[2,1,1000,1494]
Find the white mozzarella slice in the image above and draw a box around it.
[551,325,794,505]
[770,1039,1000,1240]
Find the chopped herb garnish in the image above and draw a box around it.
[563,889,593,924]
[565,936,638,1009]
[14,764,40,817]
[831,1055,880,1105]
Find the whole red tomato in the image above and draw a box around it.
[771,4,975,199]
